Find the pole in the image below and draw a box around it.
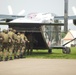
[64,0,68,33]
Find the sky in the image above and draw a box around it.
[0,0,76,30]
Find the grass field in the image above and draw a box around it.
[26,47,76,59]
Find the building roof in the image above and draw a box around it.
[63,30,76,40]
[70,30,76,38]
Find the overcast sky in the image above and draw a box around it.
[0,0,76,30]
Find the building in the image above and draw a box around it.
[62,30,76,47]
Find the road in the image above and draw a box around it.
[0,59,76,75]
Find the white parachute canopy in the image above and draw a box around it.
[10,13,54,23]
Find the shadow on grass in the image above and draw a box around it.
[25,48,76,59]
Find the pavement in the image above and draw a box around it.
[0,59,76,75]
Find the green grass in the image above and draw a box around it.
[26,47,76,59]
